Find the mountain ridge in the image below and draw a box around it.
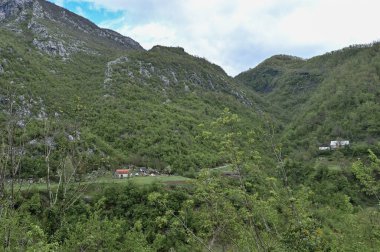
[0,0,143,58]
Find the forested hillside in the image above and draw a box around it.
[0,0,268,177]
[236,43,380,155]
[1,0,379,251]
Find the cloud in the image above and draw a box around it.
[74,6,87,18]
[49,0,380,76]
[51,0,65,7]
[119,23,178,48]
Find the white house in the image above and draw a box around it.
[330,140,349,149]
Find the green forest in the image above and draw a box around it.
[1,110,380,251]
[1,0,380,251]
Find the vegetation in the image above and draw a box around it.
[236,43,380,156]
[1,1,380,250]
[1,110,379,251]
[0,24,268,177]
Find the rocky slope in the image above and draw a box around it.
[0,0,143,58]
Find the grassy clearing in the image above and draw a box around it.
[210,164,233,172]
[314,157,354,172]
[10,174,192,192]
[94,175,192,185]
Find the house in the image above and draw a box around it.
[114,169,130,178]
[330,140,349,149]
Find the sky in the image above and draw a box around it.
[49,0,380,76]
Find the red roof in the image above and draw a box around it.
[115,169,130,174]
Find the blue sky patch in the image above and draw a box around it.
[49,1,127,27]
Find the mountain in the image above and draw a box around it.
[6,0,379,175]
[2,2,380,251]
[236,43,380,155]
[0,0,268,177]
[235,54,322,119]
[0,0,143,57]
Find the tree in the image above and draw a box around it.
[352,149,380,203]
[197,108,272,251]
[351,150,380,251]
[0,83,32,249]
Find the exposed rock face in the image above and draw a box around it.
[104,56,130,86]
[32,0,44,18]
[99,29,143,51]
[0,0,143,57]
[38,0,144,51]
[102,52,253,106]
[32,39,66,57]
[160,75,170,86]
[0,0,34,21]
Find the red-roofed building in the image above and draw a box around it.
[114,169,130,178]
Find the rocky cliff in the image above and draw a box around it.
[0,0,143,58]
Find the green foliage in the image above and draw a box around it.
[237,43,380,154]
[2,4,380,250]
[63,202,125,251]
[352,150,380,201]
[0,197,57,251]
[0,26,266,176]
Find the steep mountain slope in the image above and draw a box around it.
[0,0,143,57]
[236,43,380,154]
[0,0,268,177]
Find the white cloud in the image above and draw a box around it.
[74,6,87,18]
[276,0,380,48]
[51,0,380,76]
[118,23,178,49]
[51,0,65,7]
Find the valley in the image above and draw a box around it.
[0,0,379,251]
